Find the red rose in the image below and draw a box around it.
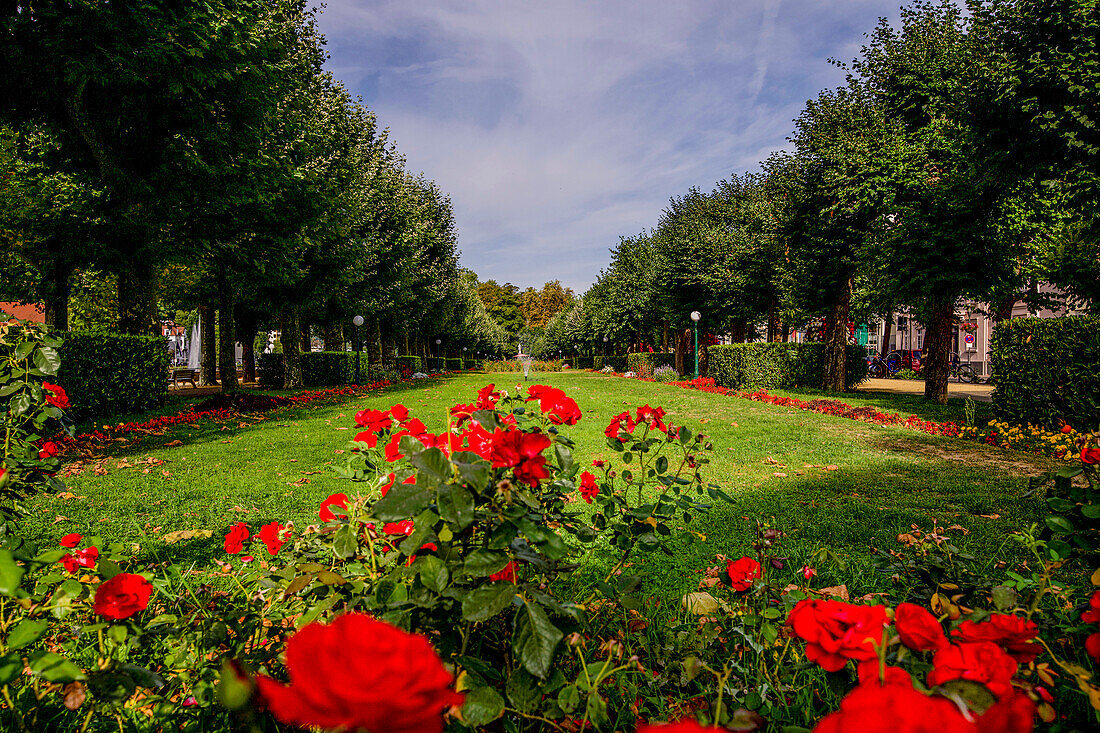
[389,404,409,422]
[43,382,70,409]
[950,613,1041,663]
[353,431,379,448]
[635,404,667,431]
[255,613,463,733]
[1087,632,1100,662]
[224,522,249,554]
[812,682,977,733]
[354,409,392,433]
[605,411,636,441]
[1082,445,1100,464]
[319,493,349,522]
[1082,590,1100,624]
[788,599,889,672]
[578,471,599,503]
[526,385,581,425]
[258,522,290,555]
[383,520,415,536]
[895,603,948,652]
[93,573,153,620]
[726,556,762,592]
[475,384,500,409]
[60,533,83,548]
[489,560,517,583]
[979,692,1037,733]
[38,441,60,460]
[856,660,913,687]
[927,642,1017,698]
[489,429,551,487]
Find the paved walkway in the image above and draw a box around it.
[856,377,993,402]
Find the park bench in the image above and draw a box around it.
[169,368,200,389]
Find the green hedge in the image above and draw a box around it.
[482,360,563,373]
[570,356,594,370]
[444,358,463,371]
[991,316,1100,430]
[56,332,168,419]
[627,352,675,376]
[396,356,421,376]
[709,343,868,391]
[257,353,284,389]
[302,351,364,386]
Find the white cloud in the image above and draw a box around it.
[318,0,904,290]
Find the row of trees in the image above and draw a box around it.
[0,0,509,387]
[550,0,1098,402]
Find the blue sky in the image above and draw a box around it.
[316,1,904,291]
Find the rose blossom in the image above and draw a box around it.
[950,613,1041,663]
[93,573,153,620]
[788,599,889,672]
[255,613,463,733]
[257,522,289,555]
[1082,590,1100,624]
[318,493,349,522]
[43,382,70,409]
[812,682,978,733]
[224,522,249,554]
[489,560,518,583]
[578,471,599,503]
[726,556,762,592]
[895,603,948,652]
[927,641,1017,699]
[60,533,83,548]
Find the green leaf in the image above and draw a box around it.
[372,481,434,522]
[0,653,21,685]
[558,684,581,713]
[514,600,563,679]
[216,660,252,710]
[1081,504,1100,519]
[463,549,510,578]
[34,346,61,376]
[411,447,451,483]
[117,663,165,689]
[438,484,475,531]
[1045,514,1074,534]
[9,393,31,417]
[418,555,449,593]
[461,583,516,622]
[462,685,505,726]
[0,550,25,595]
[7,618,47,650]
[332,525,358,559]
[29,651,85,682]
[991,585,1018,611]
[506,668,542,713]
[655,455,669,474]
[452,451,491,486]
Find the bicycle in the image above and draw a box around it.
[867,350,905,378]
[949,353,981,383]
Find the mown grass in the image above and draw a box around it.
[25,371,1050,603]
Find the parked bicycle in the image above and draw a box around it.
[867,350,906,378]
[949,353,982,383]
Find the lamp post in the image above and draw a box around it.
[352,315,364,384]
[690,311,701,379]
[435,338,442,372]
[463,346,467,370]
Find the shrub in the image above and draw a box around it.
[572,355,594,370]
[709,343,868,391]
[482,359,562,373]
[445,357,463,372]
[991,315,1100,430]
[55,331,168,419]
[895,368,923,381]
[301,351,365,386]
[396,355,421,377]
[627,352,675,379]
[257,352,284,388]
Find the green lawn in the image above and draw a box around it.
[25,371,1050,601]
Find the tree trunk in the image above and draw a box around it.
[242,340,255,383]
[117,259,159,335]
[823,276,853,392]
[992,295,1017,323]
[367,319,382,366]
[729,318,747,344]
[300,322,311,354]
[922,299,956,405]
[322,321,345,351]
[200,305,218,386]
[767,300,782,342]
[217,270,237,391]
[43,261,72,331]
[662,320,669,351]
[280,305,303,389]
[880,313,894,358]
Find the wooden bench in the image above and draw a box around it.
[169,368,200,389]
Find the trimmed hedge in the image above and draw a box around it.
[570,356,594,370]
[991,316,1100,430]
[445,358,463,371]
[257,353,284,389]
[483,360,563,373]
[56,331,168,419]
[302,351,363,386]
[709,343,868,391]
[627,352,675,376]
[397,356,422,375]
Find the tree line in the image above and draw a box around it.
[0,0,509,388]
[550,0,1098,403]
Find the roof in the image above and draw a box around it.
[0,302,45,324]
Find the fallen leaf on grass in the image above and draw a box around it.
[288,478,311,487]
[335,427,349,431]
[220,440,233,444]
[682,592,720,615]
[163,440,183,447]
[52,515,68,524]
[979,514,1000,519]
[62,682,86,711]
[816,584,849,601]
[162,529,214,544]
[764,457,780,465]
[772,472,788,478]
[301,471,321,475]
[825,465,839,471]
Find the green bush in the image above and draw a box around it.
[482,359,562,373]
[301,351,363,386]
[627,352,675,377]
[257,353,285,389]
[709,343,868,391]
[445,358,463,372]
[571,356,594,370]
[56,331,168,419]
[991,316,1100,430]
[396,356,421,375]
